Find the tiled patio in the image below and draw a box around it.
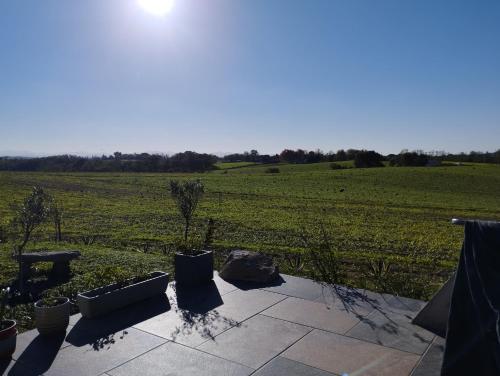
[1,273,444,375]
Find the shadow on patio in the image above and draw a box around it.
[66,293,171,348]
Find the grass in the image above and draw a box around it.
[1,162,499,306]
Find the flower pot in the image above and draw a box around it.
[35,297,70,336]
[77,271,169,319]
[0,320,17,359]
[175,250,214,286]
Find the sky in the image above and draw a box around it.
[1,0,499,156]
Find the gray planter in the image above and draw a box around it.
[175,251,213,286]
[35,297,70,336]
[77,271,169,319]
[0,320,17,359]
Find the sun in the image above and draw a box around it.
[137,0,175,16]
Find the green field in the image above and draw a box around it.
[1,162,500,299]
[214,161,259,169]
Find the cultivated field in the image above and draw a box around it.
[1,162,499,299]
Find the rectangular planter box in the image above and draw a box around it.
[77,271,169,319]
[175,251,213,286]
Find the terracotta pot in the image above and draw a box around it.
[35,297,70,336]
[0,320,17,359]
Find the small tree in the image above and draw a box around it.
[48,197,64,242]
[11,186,50,292]
[169,179,205,241]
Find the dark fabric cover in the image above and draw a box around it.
[442,221,500,376]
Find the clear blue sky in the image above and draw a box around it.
[1,0,499,156]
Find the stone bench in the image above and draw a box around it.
[15,250,81,279]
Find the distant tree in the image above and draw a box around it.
[346,149,360,160]
[390,152,429,167]
[280,149,296,163]
[169,179,205,241]
[354,151,384,168]
[11,186,50,292]
[280,148,321,164]
[335,149,347,161]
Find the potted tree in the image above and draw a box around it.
[34,296,71,336]
[169,179,213,286]
[11,186,50,293]
[0,288,17,359]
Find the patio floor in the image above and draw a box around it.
[1,273,444,375]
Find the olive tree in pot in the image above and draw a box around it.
[169,179,213,286]
[10,186,50,293]
[34,297,70,336]
[0,288,17,359]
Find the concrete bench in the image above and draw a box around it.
[16,250,81,279]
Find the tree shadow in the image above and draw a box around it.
[66,293,170,349]
[8,332,65,376]
[170,281,240,341]
[322,284,387,317]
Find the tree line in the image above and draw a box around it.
[1,148,499,172]
[0,151,218,173]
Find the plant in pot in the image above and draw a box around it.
[169,179,213,286]
[0,288,17,359]
[76,268,169,319]
[34,296,70,336]
[10,186,51,294]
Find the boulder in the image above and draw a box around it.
[219,250,279,283]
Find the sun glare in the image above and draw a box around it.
[138,0,175,16]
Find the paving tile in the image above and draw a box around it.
[69,313,82,326]
[253,356,337,376]
[283,329,420,376]
[262,297,360,334]
[9,327,74,375]
[214,288,287,322]
[315,286,385,317]
[411,337,445,376]
[42,327,166,376]
[260,274,323,301]
[135,287,285,347]
[133,303,234,347]
[346,309,435,355]
[108,341,252,376]
[66,293,171,347]
[381,294,427,318]
[197,314,311,369]
[13,325,73,361]
[213,272,240,296]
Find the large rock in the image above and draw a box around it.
[219,250,279,283]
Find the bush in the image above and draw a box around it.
[265,167,280,174]
[300,224,345,286]
[329,163,344,170]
